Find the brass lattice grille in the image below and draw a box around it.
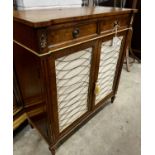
[95,36,123,104]
[55,48,92,132]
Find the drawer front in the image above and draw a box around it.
[100,14,131,33]
[48,22,97,46]
[55,48,93,132]
[95,36,123,104]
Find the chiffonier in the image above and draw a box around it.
[13,7,137,154]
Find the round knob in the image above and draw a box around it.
[72,28,80,38]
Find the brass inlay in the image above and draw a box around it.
[13,107,44,130]
[27,107,44,117]
[13,113,27,130]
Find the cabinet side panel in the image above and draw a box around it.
[13,42,50,143]
[13,21,39,51]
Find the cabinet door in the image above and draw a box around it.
[49,41,97,133]
[95,33,126,106]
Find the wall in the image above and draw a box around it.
[16,0,82,10]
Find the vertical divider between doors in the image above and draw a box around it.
[90,39,102,110]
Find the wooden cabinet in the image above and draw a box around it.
[13,7,137,154]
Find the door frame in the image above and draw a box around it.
[91,31,128,109]
[46,40,99,140]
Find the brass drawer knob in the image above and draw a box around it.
[72,28,80,38]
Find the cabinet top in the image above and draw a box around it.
[14,7,137,28]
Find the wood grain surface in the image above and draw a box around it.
[13,7,137,27]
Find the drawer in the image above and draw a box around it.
[47,22,97,46]
[100,14,131,33]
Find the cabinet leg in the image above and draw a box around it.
[49,147,56,155]
[111,96,116,104]
[126,47,130,72]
